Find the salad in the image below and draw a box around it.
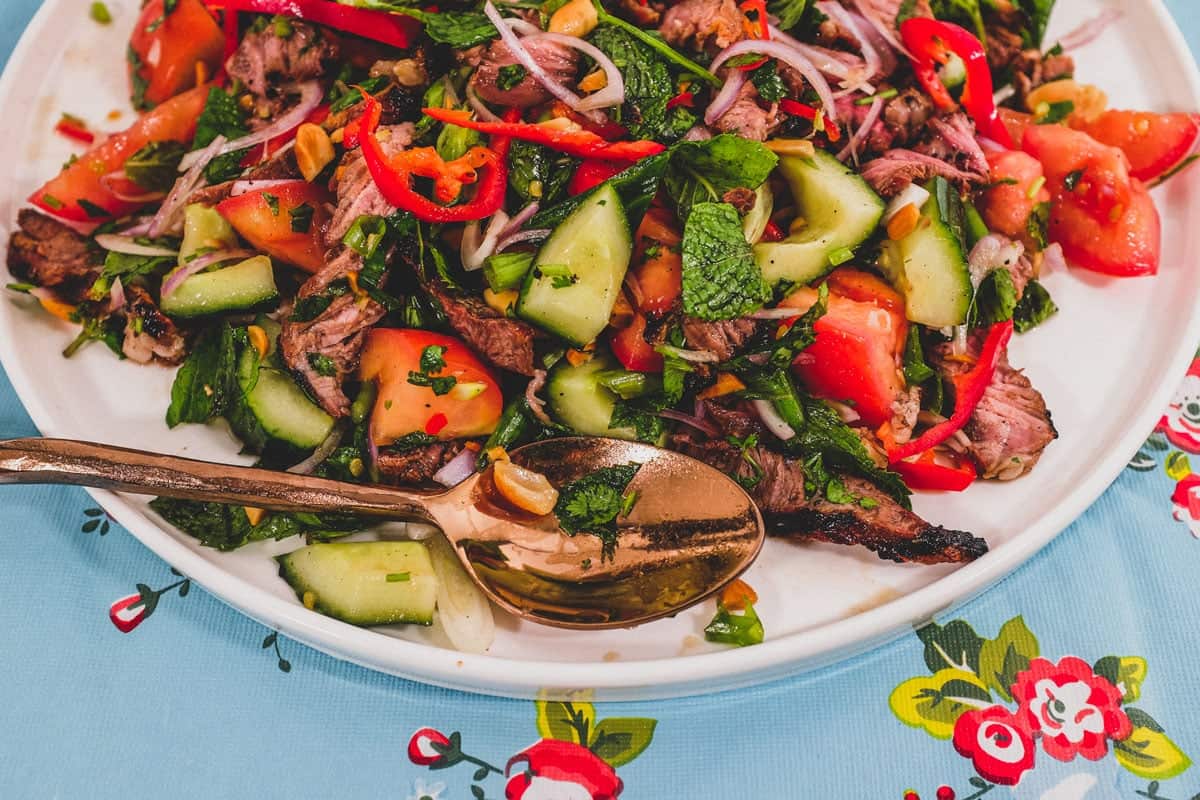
[6,0,1198,649]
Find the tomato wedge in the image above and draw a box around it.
[360,329,504,443]
[1073,110,1200,182]
[216,182,332,272]
[782,268,908,427]
[976,149,1050,246]
[29,85,210,223]
[630,207,682,315]
[129,0,225,109]
[610,313,663,373]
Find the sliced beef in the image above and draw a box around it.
[659,0,746,54]
[889,385,922,445]
[932,334,1057,480]
[672,417,986,564]
[186,150,305,207]
[614,0,664,26]
[881,87,937,148]
[377,440,466,486]
[1010,50,1075,107]
[121,285,186,365]
[325,123,415,246]
[915,113,990,177]
[280,292,386,418]
[861,148,986,196]
[226,21,340,100]
[186,181,235,207]
[6,209,101,302]
[985,13,1075,107]
[711,81,781,142]
[722,187,758,215]
[424,280,538,376]
[682,317,760,361]
[469,39,579,109]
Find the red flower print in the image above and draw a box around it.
[109,593,149,633]
[952,705,1036,786]
[1013,656,1132,761]
[408,728,452,766]
[505,739,623,800]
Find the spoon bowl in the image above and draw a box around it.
[0,436,764,629]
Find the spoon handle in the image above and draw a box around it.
[0,438,441,524]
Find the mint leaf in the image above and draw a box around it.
[681,202,771,321]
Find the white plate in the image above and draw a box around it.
[2,0,1198,700]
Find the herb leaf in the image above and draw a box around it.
[589,24,697,143]
[166,322,242,428]
[1013,278,1058,332]
[664,134,778,222]
[123,141,187,191]
[554,463,642,559]
[681,202,772,321]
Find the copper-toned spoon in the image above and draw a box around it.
[0,436,764,628]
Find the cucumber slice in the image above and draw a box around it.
[753,150,885,286]
[546,353,640,440]
[160,255,279,319]
[180,203,237,266]
[238,345,334,449]
[517,184,632,346]
[277,541,437,626]
[878,184,973,327]
[741,183,774,244]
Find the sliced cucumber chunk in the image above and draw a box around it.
[741,183,774,244]
[238,344,334,449]
[180,203,237,266]
[546,353,639,440]
[517,184,632,347]
[277,541,437,626]
[753,150,885,286]
[160,255,279,319]
[878,183,973,327]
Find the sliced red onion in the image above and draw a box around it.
[658,408,719,437]
[495,228,550,254]
[1041,242,1067,275]
[484,2,606,123]
[93,234,180,257]
[461,210,510,269]
[231,178,305,197]
[525,369,552,426]
[816,2,881,80]
[705,68,748,126]
[752,398,797,440]
[117,216,156,237]
[100,171,167,204]
[498,202,540,240]
[827,400,861,424]
[883,182,931,223]
[433,447,478,488]
[657,344,720,364]
[770,26,870,92]
[712,37,839,123]
[1060,9,1122,50]
[107,278,126,314]
[837,95,883,163]
[992,85,1016,108]
[287,425,346,475]
[161,248,256,297]
[749,307,805,320]
[150,133,227,238]
[846,8,900,74]
[623,271,644,308]
[178,82,323,172]
[465,83,503,123]
[968,233,1024,288]
[847,0,911,57]
[523,31,626,113]
[684,125,713,141]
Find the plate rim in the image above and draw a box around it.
[2,0,1198,699]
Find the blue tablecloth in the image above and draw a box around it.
[4,3,1200,797]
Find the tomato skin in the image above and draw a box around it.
[216,182,332,272]
[1049,182,1160,276]
[781,268,908,427]
[610,313,663,372]
[1073,110,1200,182]
[1022,123,1131,218]
[998,108,1033,147]
[29,85,210,223]
[359,329,504,443]
[630,208,682,315]
[976,150,1050,245]
[129,0,225,108]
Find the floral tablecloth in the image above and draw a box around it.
[4,2,1200,798]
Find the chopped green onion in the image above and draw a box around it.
[6,282,34,293]
[828,246,854,267]
[855,88,898,106]
[1026,176,1046,200]
[483,251,534,293]
[342,215,388,258]
[41,194,64,210]
[704,601,764,647]
[619,489,639,517]
[596,370,661,400]
[385,572,411,582]
[90,1,112,24]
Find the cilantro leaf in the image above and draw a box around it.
[750,61,787,104]
[420,344,447,374]
[508,139,576,207]
[554,463,642,559]
[794,396,911,507]
[681,203,772,321]
[768,0,811,30]
[149,497,362,551]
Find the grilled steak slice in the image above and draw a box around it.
[682,317,761,361]
[377,440,466,486]
[915,113,990,178]
[673,401,986,564]
[7,209,101,302]
[710,81,781,142]
[985,12,1075,107]
[660,0,746,54]
[861,148,986,196]
[279,292,386,417]
[469,38,579,108]
[226,20,340,100]
[424,280,538,376]
[933,335,1057,480]
[121,285,186,365]
[325,123,415,245]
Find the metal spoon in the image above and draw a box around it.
[0,436,764,629]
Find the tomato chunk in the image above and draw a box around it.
[1074,110,1200,182]
[630,207,682,315]
[29,85,210,223]
[129,0,225,108]
[216,182,332,272]
[976,150,1050,246]
[1022,123,1131,218]
[610,313,663,373]
[360,330,504,443]
[782,268,907,427]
